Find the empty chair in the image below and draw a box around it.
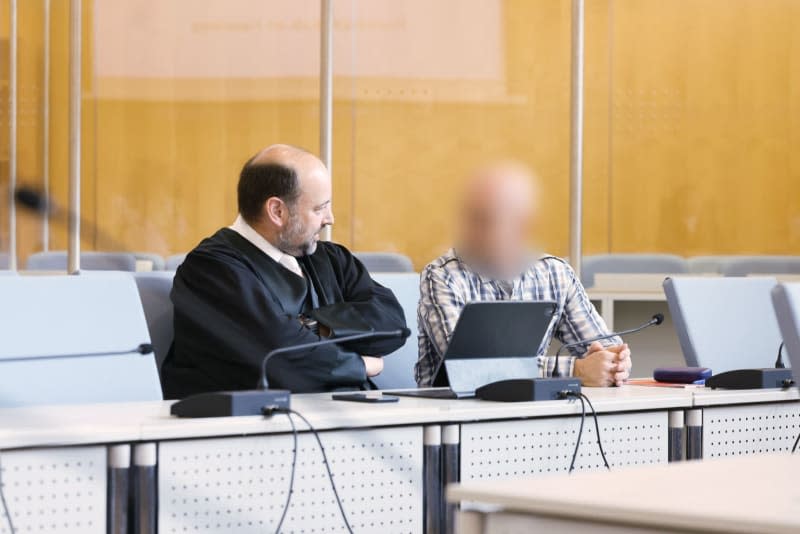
[721,256,800,277]
[133,252,166,271]
[664,277,782,373]
[134,271,175,369]
[355,252,414,273]
[166,253,187,271]
[772,283,800,372]
[0,273,162,407]
[26,251,138,272]
[687,255,740,274]
[581,253,688,288]
[370,272,421,390]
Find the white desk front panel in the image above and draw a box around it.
[0,446,106,534]
[703,402,800,458]
[460,411,667,480]
[158,425,423,533]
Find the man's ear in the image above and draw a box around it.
[264,197,287,227]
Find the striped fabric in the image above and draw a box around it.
[415,249,619,386]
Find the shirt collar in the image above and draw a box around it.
[229,215,291,265]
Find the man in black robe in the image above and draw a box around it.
[161,144,407,398]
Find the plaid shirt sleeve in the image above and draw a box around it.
[551,260,621,356]
[416,264,466,386]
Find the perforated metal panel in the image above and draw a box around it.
[703,402,800,458]
[460,412,667,481]
[159,425,423,533]
[0,447,106,533]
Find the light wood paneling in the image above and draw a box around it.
[4,0,799,270]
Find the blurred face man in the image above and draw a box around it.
[457,163,538,279]
[250,145,334,256]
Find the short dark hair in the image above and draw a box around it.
[237,158,300,223]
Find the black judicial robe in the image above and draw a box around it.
[160,228,407,398]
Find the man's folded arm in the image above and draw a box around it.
[325,244,408,356]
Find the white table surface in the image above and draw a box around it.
[692,386,800,407]
[0,386,694,449]
[448,453,800,534]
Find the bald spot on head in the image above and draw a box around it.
[457,161,540,278]
[250,144,326,181]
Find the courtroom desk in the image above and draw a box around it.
[447,453,800,534]
[0,387,692,534]
[136,388,692,533]
[688,387,800,460]
[0,402,147,534]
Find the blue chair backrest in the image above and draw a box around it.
[0,274,162,407]
[165,253,187,271]
[355,252,414,273]
[370,272,420,389]
[664,277,783,373]
[26,251,139,272]
[772,283,800,375]
[134,271,175,369]
[722,256,800,277]
[582,254,688,288]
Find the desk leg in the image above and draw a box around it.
[424,425,443,534]
[442,424,460,534]
[133,443,157,534]
[686,409,703,460]
[107,444,130,534]
[668,410,684,462]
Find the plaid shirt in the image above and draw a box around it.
[416,249,620,386]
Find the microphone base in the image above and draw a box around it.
[170,389,291,418]
[705,368,794,390]
[475,377,581,402]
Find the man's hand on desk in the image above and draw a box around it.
[361,356,384,377]
[574,342,631,387]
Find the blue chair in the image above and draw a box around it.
[689,255,800,276]
[664,277,782,373]
[134,271,175,369]
[722,256,800,277]
[165,253,187,271]
[0,273,162,407]
[687,256,739,274]
[26,251,138,272]
[772,283,800,373]
[355,252,414,273]
[370,272,421,390]
[581,254,688,288]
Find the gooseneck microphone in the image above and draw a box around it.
[551,313,664,378]
[171,328,411,418]
[260,328,411,389]
[0,343,154,364]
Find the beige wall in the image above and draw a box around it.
[2,0,799,269]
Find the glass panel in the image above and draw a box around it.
[334,0,575,269]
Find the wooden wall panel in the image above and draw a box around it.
[609,0,800,255]
[4,0,799,270]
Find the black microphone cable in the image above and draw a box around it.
[0,453,16,534]
[560,391,610,473]
[274,413,298,534]
[567,394,586,474]
[581,393,610,470]
[792,430,800,454]
[776,341,786,368]
[263,406,353,534]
